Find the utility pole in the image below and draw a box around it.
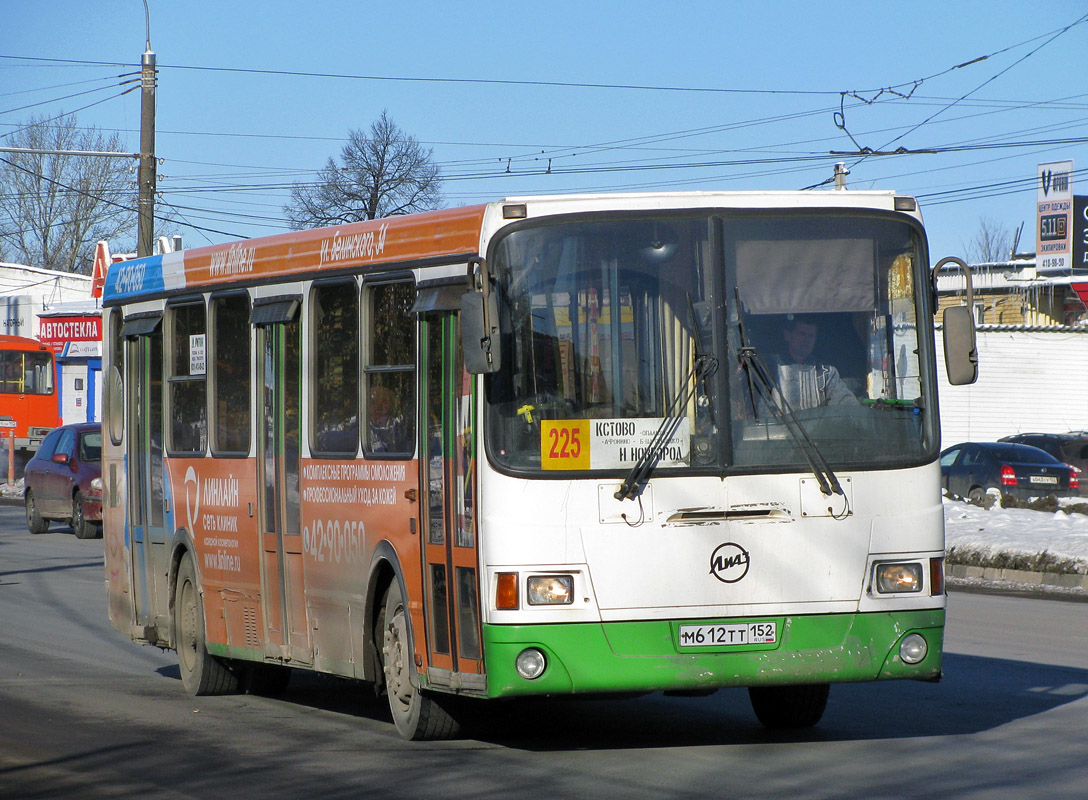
[137,4,156,257]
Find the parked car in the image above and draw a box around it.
[939,441,1079,502]
[998,432,1088,494]
[24,422,103,539]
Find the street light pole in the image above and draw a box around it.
[136,3,156,257]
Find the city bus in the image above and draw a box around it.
[102,189,978,739]
[0,335,62,473]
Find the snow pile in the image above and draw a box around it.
[943,495,1088,571]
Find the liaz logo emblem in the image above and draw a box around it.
[710,542,750,583]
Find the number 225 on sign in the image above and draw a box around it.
[541,420,590,470]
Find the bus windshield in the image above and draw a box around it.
[486,211,937,475]
[0,350,54,395]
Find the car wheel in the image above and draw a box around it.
[71,490,97,539]
[25,489,48,534]
[967,486,986,503]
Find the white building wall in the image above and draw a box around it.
[0,263,95,338]
[935,327,1088,445]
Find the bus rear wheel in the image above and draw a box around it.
[379,580,459,740]
[175,555,239,696]
[748,683,829,729]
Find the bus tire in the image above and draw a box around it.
[71,491,97,539]
[748,683,829,729]
[175,555,239,696]
[379,580,459,740]
[25,490,48,534]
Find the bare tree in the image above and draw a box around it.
[966,217,1014,264]
[0,113,136,272]
[285,111,441,228]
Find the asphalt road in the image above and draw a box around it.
[1,503,1086,800]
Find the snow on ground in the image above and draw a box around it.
[943,495,1088,567]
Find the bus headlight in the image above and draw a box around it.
[899,633,928,664]
[874,562,923,594]
[516,648,547,680]
[527,574,574,605]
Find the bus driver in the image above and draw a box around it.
[772,315,858,410]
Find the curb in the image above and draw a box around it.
[945,562,1088,590]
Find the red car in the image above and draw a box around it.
[24,422,103,539]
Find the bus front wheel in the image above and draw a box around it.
[379,580,459,740]
[748,683,829,729]
[175,555,239,696]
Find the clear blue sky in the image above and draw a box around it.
[3,1,1087,264]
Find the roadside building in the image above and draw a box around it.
[936,256,1088,443]
[37,302,103,425]
[0,262,94,338]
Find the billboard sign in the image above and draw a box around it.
[1074,195,1088,275]
[1037,160,1073,273]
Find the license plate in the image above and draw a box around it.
[1030,475,1058,485]
[678,621,777,648]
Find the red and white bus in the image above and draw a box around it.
[0,334,61,470]
[102,190,977,739]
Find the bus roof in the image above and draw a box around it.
[102,190,919,306]
[0,335,52,350]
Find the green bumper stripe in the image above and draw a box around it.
[482,609,944,698]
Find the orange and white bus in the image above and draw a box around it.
[103,190,977,739]
[0,335,61,469]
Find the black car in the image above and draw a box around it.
[998,432,1088,494]
[940,442,1079,502]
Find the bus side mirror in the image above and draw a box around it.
[933,256,978,386]
[942,305,978,385]
[461,289,501,374]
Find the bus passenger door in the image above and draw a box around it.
[419,313,484,690]
[257,318,311,663]
[126,327,169,636]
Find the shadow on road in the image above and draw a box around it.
[145,649,1088,750]
[459,651,1088,750]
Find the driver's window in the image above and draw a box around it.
[56,429,76,459]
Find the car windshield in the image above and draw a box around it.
[485,210,938,475]
[80,431,102,462]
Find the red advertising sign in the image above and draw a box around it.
[38,315,102,354]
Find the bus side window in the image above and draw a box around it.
[212,294,251,455]
[311,280,359,456]
[107,309,124,446]
[0,353,20,391]
[363,280,415,456]
[168,300,208,455]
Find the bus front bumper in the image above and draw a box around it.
[481,609,944,698]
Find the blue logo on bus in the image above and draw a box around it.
[103,254,165,301]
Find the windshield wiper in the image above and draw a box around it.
[734,289,844,498]
[614,352,717,502]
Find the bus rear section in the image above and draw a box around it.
[0,336,61,473]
